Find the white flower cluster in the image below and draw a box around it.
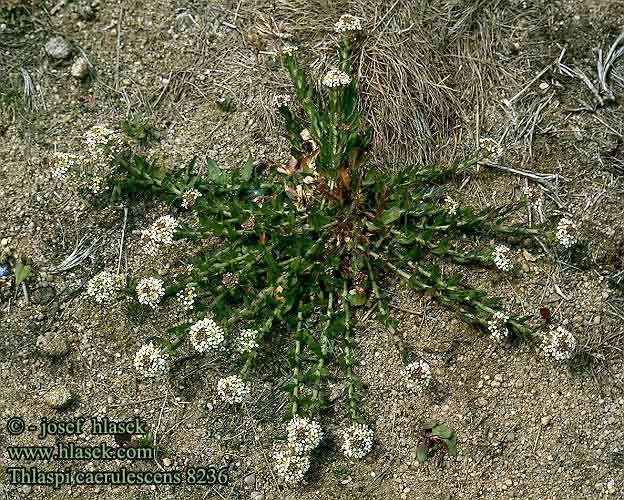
[189,318,225,353]
[273,94,292,109]
[181,189,202,210]
[51,152,79,178]
[237,328,259,353]
[134,342,168,377]
[273,416,323,485]
[322,69,352,88]
[543,326,576,361]
[176,285,197,310]
[140,215,178,256]
[487,310,510,341]
[85,124,124,159]
[556,218,577,248]
[342,423,374,459]
[444,196,458,216]
[492,244,512,272]
[217,375,249,404]
[479,137,504,159]
[334,14,364,33]
[136,277,165,308]
[403,360,432,391]
[86,271,125,303]
[273,444,310,485]
[286,416,324,455]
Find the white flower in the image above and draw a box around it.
[334,14,364,33]
[322,69,352,88]
[286,416,324,454]
[342,423,374,459]
[273,94,292,109]
[273,444,310,485]
[492,244,512,272]
[189,318,225,353]
[134,343,168,377]
[403,360,432,391]
[237,328,258,353]
[50,152,79,178]
[176,285,197,310]
[556,218,577,248]
[487,310,510,341]
[543,326,576,361]
[444,196,458,216]
[181,189,202,210]
[85,125,124,160]
[479,137,503,159]
[140,215,179,256]
[86,271,125,303]
[217,375,249,404]
[136,277,165,308]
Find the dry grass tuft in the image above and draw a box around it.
[254,0,539,167]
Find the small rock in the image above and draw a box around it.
[494,374,503,382]
[607,479,616,495]
[71,57,90,79]
[45,37,72,59]
[491,380,501,388]
[541,416,552,427]
[37,332,69,357]
[244,473,256,487]
[539,82,550,90]
[44,386,72,409]
[250,492,265,500]
[32,286,56,305]
[163,458,172,467]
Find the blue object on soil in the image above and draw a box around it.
[0,266,10,277]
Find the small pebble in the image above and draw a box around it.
[71,57,90,79]
[45,37,72,59]
[541,416,552,427]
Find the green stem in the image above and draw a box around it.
[343,283,359,421]
[292,308,304,417]
[311,292,333,403]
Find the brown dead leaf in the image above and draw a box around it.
[522,249,538,262]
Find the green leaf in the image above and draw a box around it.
[446,434,458,456]
[346,291,367,306]
[447,275,461,287]
[432,424,452,439]
[298,331,322,357]
[380,206,403,225]
[416,445,429,463]
[240,157,253,183]
[14,260,31,287]
[206,159,224,185]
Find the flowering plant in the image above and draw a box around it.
[84,17,579,485]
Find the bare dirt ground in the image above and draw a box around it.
[1,1,624,499]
